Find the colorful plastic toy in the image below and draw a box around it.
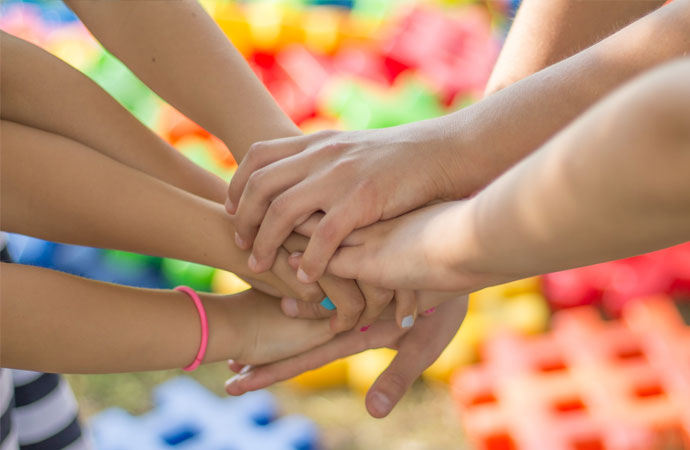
[451,297,690,450]
[89,377,320,450]
[543,242,690,316]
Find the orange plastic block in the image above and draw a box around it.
[452,297,690,450]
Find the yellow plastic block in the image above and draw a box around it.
[288,358,349,390]
[211,269,251,295]
[302,7,345,55]
[214,3,253,57]
[423,328,476,383]
[347,349,396,394]
[502,293,550,336]
[246,4,303,52]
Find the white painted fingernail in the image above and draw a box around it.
[283,298,299,317]
[401,315,414,328]
[235,232,247,249]
[248,254,259,271]
[297,268,311,283]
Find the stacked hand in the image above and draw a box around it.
[224,126,480,418]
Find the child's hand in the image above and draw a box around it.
[292,202,499,293]
[222,290,335,366]
[225,295,469,418]
[227,124,468,284]
[281,233,402,332]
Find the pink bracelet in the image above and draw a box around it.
[175,286,208,371]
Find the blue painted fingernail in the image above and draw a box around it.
[320,297,336,310]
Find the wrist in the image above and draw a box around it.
[200,293,242,363]
[420,114,490,201]
[438,200,507,292]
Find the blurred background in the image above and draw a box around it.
[1,0,689,448]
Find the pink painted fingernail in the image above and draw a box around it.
[360,325,370,332]
[423,307,436,315]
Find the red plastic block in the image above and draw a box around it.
[382,6,499,102]
[452,297,690,450]
[543,243,690,316]
[249,46,331,124]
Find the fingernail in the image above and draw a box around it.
[283,297,299,317]
[235,232,247,249]
[297,268,311,283]
[401,315,415,328]
[423,307,436,316]
[320,297,336,311]
[225,198,236,214]
[248,253,259,271]
[370,391,392,417]
[360,325,370,332]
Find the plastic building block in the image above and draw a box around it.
[211,269,251,295]
[382,6,499,101]
[452,297,690,450]
[543,243,690,316]
[320,74,444,129]
[289,359,349,390]
[89,377,319,450]
[5,233,58,268]
[161,259,216,292]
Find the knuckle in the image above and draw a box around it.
[315,219,342,245]
[247,141,269,159]
[245,168,269,198]
[301,285,325,303]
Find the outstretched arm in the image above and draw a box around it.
[63,0,300,160]
[226,0,690,283]
[0,31,227,204]
[0,263,333,373]
[486,0,664,95]
[322,60,690,292]
[0,120,296,297]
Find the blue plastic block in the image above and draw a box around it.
[89,377,320,450]
[5,234,58,268]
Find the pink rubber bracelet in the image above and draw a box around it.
[175,286,208,371]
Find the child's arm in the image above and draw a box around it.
[0,120,296,298]
[320,60,690,292]
[63,0,300,160]
[0,263,333,373]
[0,30,227,204]
[485,0,664,95]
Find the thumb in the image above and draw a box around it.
[364,346,429,418]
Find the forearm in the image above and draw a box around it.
[486,0,664,95]
[65,0,299,160]
[0,262,243,373]
[0,121,288,292]
[437,0,690,197]
[456,61,690,281]
[0,31,226,204]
